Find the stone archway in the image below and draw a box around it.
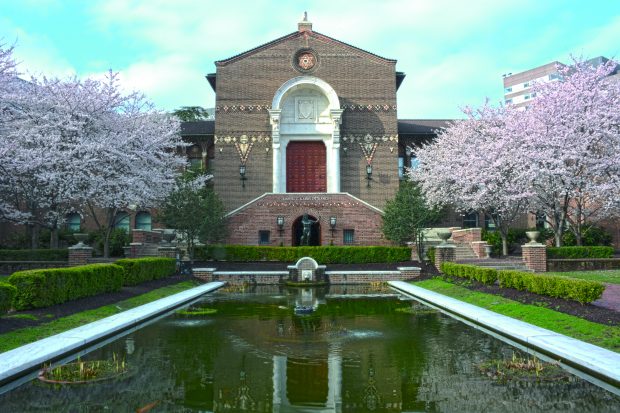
[268,76,343,194]
[292,214,321,246]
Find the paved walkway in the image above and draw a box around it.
[593,283,620,313]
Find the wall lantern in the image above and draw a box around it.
[277,216,285,235]
[239,164,247,187]
[366,163,373,187]
[329,216,337,236]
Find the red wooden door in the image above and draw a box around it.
[286,141,326,192]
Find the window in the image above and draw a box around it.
[135,212,152,231]
[343,229,355,245]
[114,212,130,232]
[398,157,404,179]
[505,98,513,105]
[66,213,81,232]
[188,158,202,171]
[523,82,530,88]
[524,94,531,100]
[259,230,270,245]
[462,212,479,228]
[549,73,560,81]
[410,155,419,170]
[504,86,513,93]
[535,212,546,229]
[484,215,496,230]
[531,92,537,98]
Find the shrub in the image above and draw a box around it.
[547,246,614,259]
[88,229,130,257]
[0,249,68,261]
[498,270,604,304]
[426,246,436,265]
[115,257,177,286]
[8,264,124,310]
[440,262,498,285]
[0,282,17,314]
[562,226,613,247]
[193,245,411,264]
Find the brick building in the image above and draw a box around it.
[182,16,457,247]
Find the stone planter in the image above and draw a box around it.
[526,231,540,244]
[73,233,89,247]
[436,229,452,246]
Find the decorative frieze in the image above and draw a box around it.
[214,134,271,145]
[341,104,397,112]
[215,104,271,113]
[234,135,254,165]
[342,134,398,143]
[359,142,379,164]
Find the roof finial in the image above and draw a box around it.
[298,11,312,32]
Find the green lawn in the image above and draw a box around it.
[414,278,620,352]
[545,270,620,285]
[0,280,198,354]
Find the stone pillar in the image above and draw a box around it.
[522,244,547,272]
[269,109,282,193]
[330,109,343,193]
[68,246,93,267]
[435,244,456,272]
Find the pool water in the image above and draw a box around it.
[1,285,618,412]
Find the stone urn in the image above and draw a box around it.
[436,229,452,246]
[526,231,540,244]
[73,233,89,247]
[161,231,176,244]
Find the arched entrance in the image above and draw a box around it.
[292,214,321,246]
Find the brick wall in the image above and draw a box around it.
[193,267,420,285]
[451,228,481,243]
[225,193,389,246]
[434,245,456,272]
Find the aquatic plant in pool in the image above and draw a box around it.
[0,285,618,412]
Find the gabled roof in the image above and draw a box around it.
[180,120,214,136]
[398,119,452,134]
[215,30,397,66]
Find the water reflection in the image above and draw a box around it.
[0,285,618,412]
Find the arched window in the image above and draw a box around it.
[114,212,130,232]
[463,212,479,228]
[66,213,81,232]
[135,211,152,231]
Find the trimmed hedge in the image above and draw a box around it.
[547,246,614,259]
[194,245,411,264]
[498,270,605,304]
[0,282,17,315]
[440,262,498,285]
[0,249,68,261]
[8,264,124,310]
[115,257,177,286]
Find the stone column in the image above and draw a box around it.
[330,109,344,193]
[68,245,93,267]
[522,243,547,272]
[435,244,456,272]
[269,109,282,193]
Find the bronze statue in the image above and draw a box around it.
[300,214,318,246]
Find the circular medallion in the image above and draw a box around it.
[298,52,315,70]
[293,49,319,73]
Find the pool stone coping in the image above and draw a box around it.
[388,280,620,388]
[0,281,226,386]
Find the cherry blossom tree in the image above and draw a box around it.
[410,103,530,255]
[515,57,620,246]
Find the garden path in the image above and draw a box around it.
[593,283,620,313]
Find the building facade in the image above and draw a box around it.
[187,17,451,247]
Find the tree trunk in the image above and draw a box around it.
[501,233,508,256]
[29,224,39,249]
[50,226,59,249]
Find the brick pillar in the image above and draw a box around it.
[68,246,93,267]
[522,244,547,272]
[126,242,142,258]
[435,245,456,272]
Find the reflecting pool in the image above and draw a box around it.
[1,285,618,412]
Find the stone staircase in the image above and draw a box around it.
[456,257,531,272]
[454,243,477,260]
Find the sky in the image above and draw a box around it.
[1,0,620,119]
